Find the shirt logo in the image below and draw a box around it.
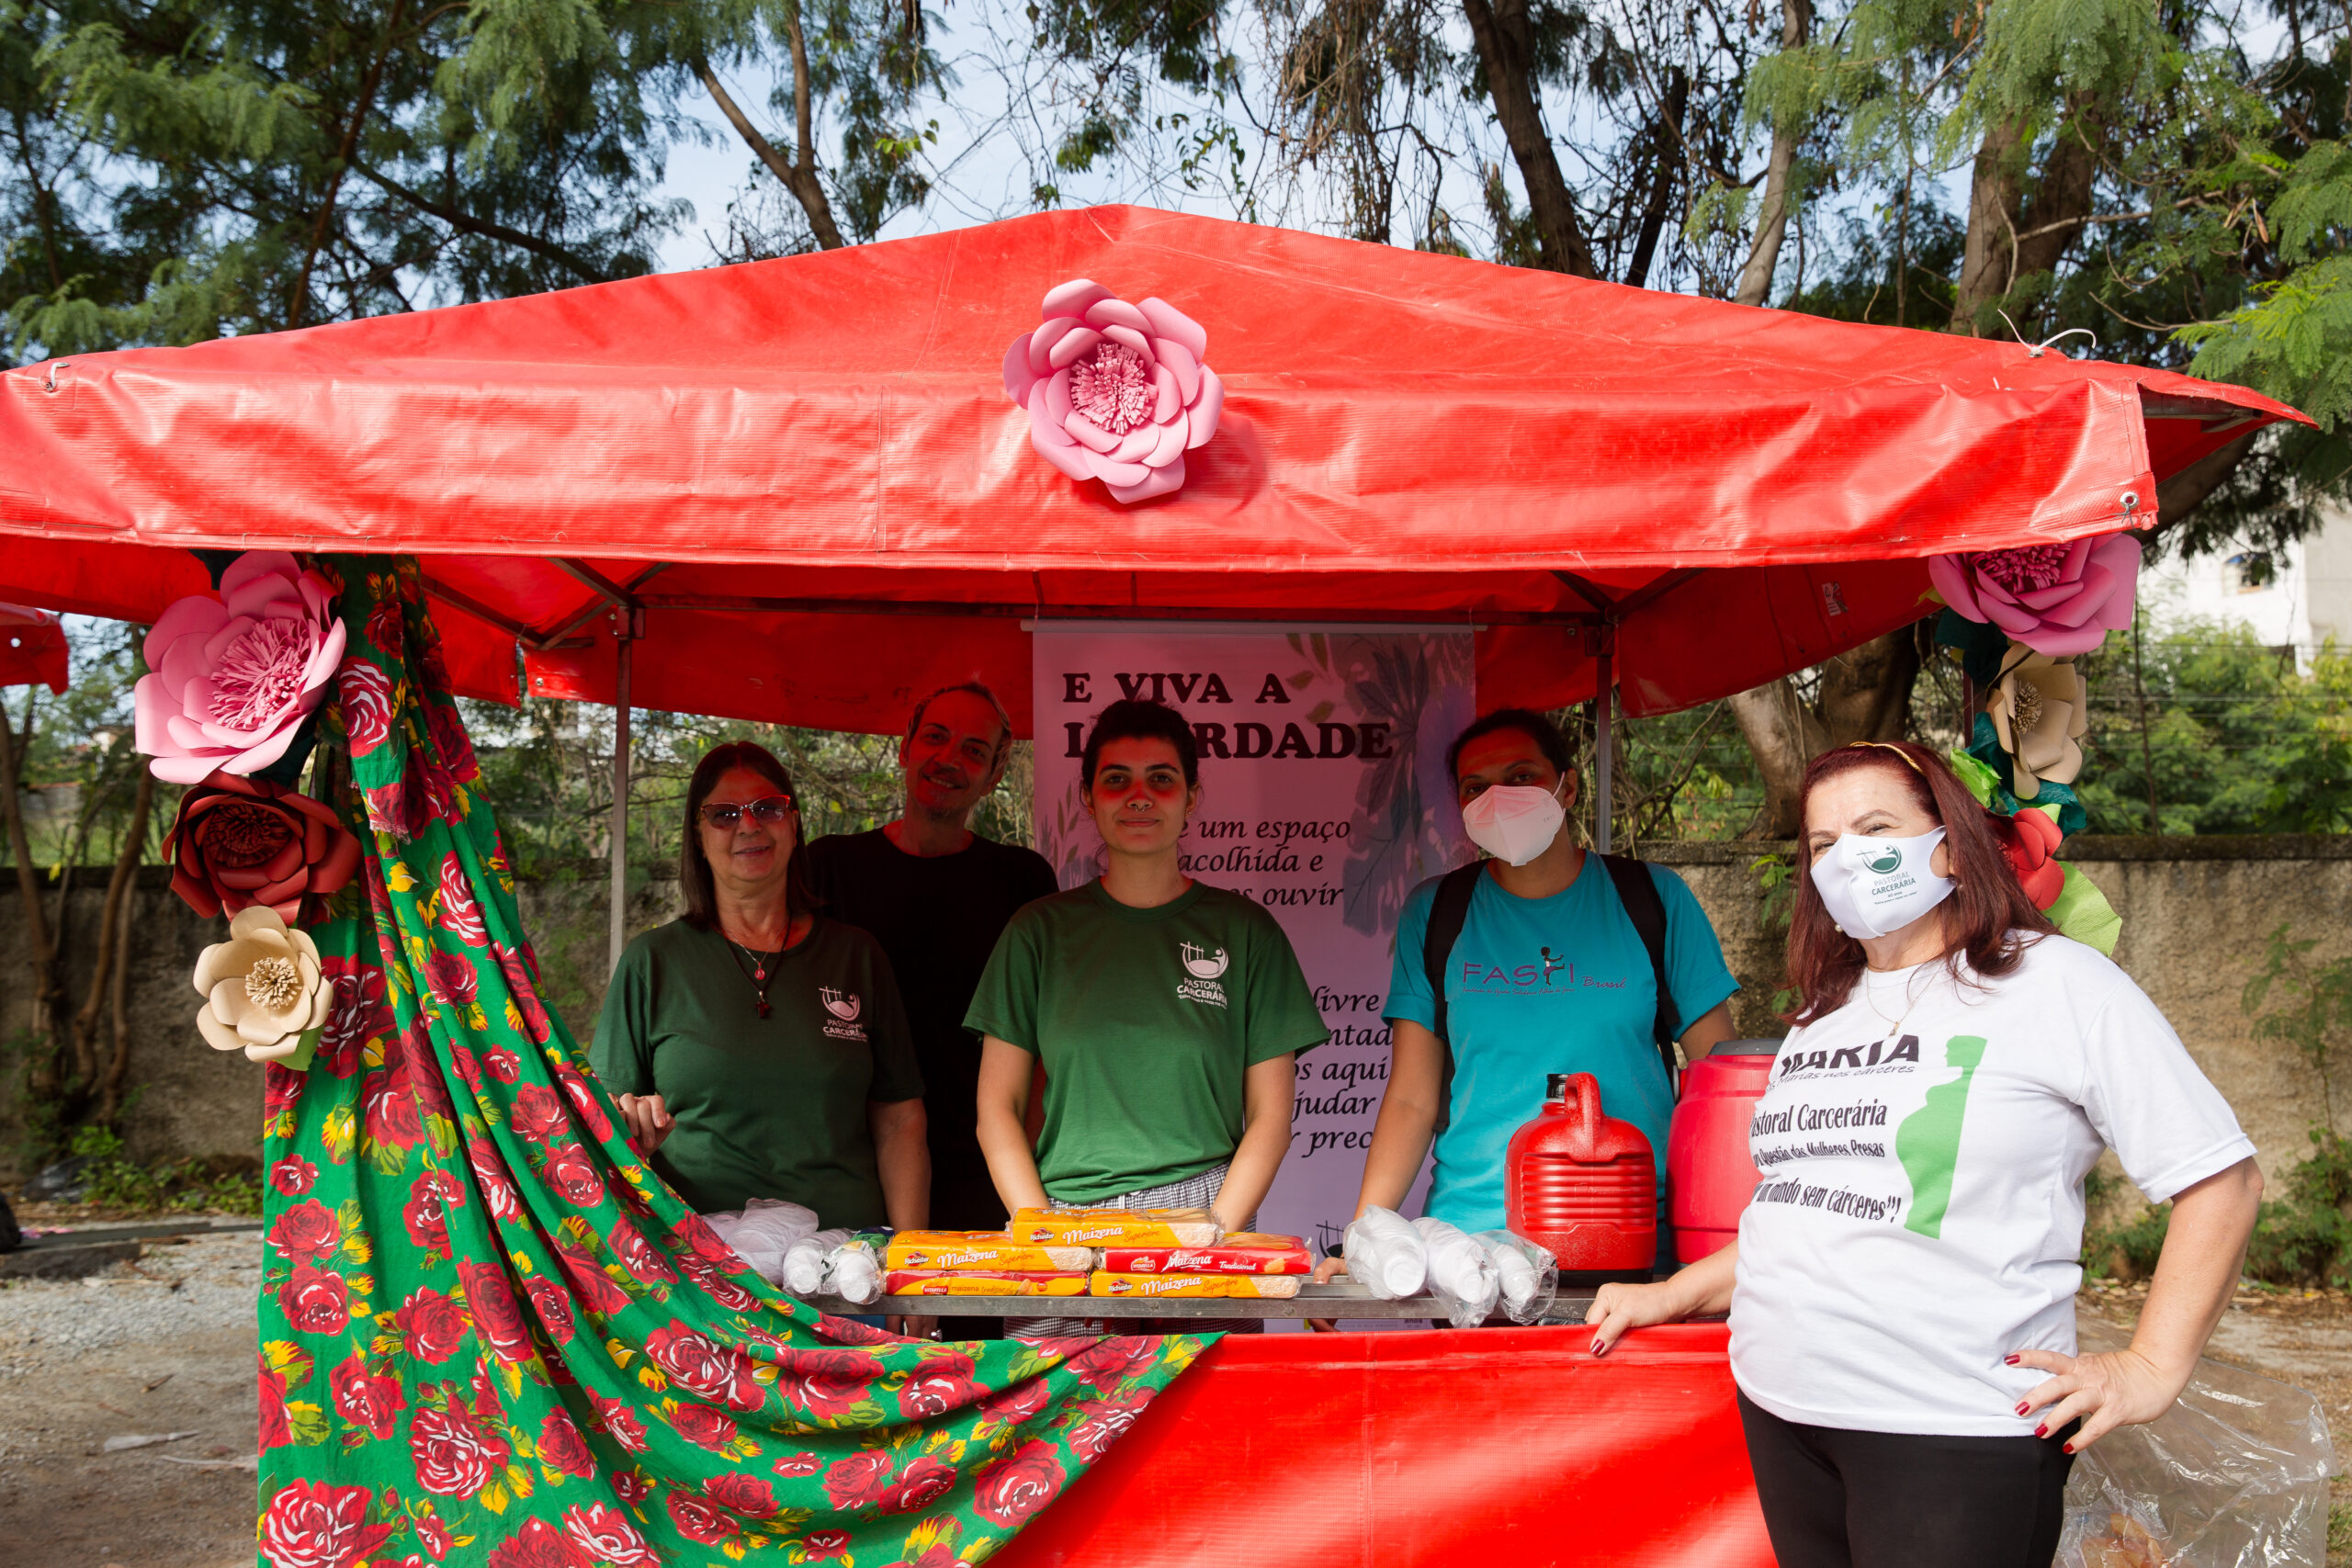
[1176,941,1230,1009]
[819,987,867,1041]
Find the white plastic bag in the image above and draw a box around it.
[782,1227,853,1295]
[1413,1215,1500,1328]
[1474,1230,1559,1325]
[828,1236,883,1306]
[702,1199,820,1287]
[1342,1206,1427,1299]
[2056,1320,2335,1568]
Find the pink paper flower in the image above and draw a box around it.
[134,552,346,784]
[1003,279,1224,503]
[1928,535,2142,657]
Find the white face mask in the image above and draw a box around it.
[1460,783,1566,867]
[1809,829,1956,940]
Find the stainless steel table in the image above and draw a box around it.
[805,1280,1606,1324]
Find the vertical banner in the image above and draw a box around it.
[1032,624,1476,1264]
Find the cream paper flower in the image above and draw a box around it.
[1986,644,2088,799]
[192,905,330,1063]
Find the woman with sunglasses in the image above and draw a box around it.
[592,741,930,1241]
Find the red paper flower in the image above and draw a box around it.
[279,1265,351,1336]
[972,1438,1067,1527]
[164,773,361,924]
[329,1352,406,1440]
[1004,281,1224,504]
[705,1472,779,1518]
[560,1504,658,1567]
[822,1449,897,1511]
[458,1260,537,1365]
[269,1199,343,1266]
[537,1409,596,1478]
[673,1402,741,1452]
[259,1478,394,1568]
[409,1403,508,1497]
[665,1493,741,1546]
[525,1276,576,1345]
[1990,807,2067,909]
[394,1287,469,1365]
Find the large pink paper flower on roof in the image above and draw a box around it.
[1004,279,1225,503]
[134,551,345,784]
[1928,534,2143,657]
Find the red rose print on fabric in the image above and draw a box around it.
[484,1517,591,1568]
[458,1261,537,1366]
[484,1045,521,1084]
[466,1138,521,1222]
[410,1402,509,1497]
[269,1200,343,1266]
[977,1377,1053,1427]
[650,1322,762,1412]
[426,699,479,784]
[589,1392,650,1453]
[279,1265,351,1336]
[550,1062,612,1141]
[666,1493,741,1546]
[705,1472,778,1518]
[524,1277,576,1345]
[610,1223,676,1285]
[259,1478,395,1568]
[877,1455,958,1516]
[776,1347,884,1421]
[773,1450,821,1477]
[673,1402,741,1451]
[338,660,395,759]
[436,853,488,947]
[673,1211,737,1264]
[1068,1336,1160,1393]
[393,1288,468,1365]
[895,1352,979,1420]
[973,1438,1068,1528]
[509,1085,571,1144]
[329,1353,406,1440]
[553,1245,630,1318]
[258,1359,292,1450]
[364,594,404,657]
[362,1069,423,1149]
[823,1450,897,1511]
[1069,1393,1149,1463]
[493,943,555,1045]
[545,1145,605,1210]
[402,1170,464,1253]
[537,1409,595,1478]
[560,1504,658,1567]
[678,1251,760,1313]
[422,949,478,1010]
[799,1529,852,1562]
[317,961,390,1078]
[269,1156,317,1195]
[610,1470,653,1506]
[415,1512,453,1561]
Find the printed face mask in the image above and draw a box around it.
[1461,783,1566,867]
[1809,829,1956,940]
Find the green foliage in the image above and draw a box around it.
[64,1123,263,1214]
[2244,919,2352,1121]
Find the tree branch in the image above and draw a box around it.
[351,164,612,283]
[1458,0,1598,277]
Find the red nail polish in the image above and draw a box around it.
[2005,1355,2020,1366]
[2064,1443,2075,1454]
[2035,1425,2048,1438]
[2015,1402,2029,1416]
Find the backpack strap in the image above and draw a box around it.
[1600,852,1683,1084]
[1419,863,1486,1134]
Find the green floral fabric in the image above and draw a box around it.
[254,557,1203,1568]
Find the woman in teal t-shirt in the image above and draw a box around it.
[967,700,1328,1238]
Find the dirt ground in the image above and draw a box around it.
[7,1222,2352,1568]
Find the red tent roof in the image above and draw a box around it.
[0,604,67,693]
[0,205,2298,731]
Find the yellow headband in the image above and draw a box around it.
[1845,740,1927,778]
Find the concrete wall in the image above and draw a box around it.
[5,840,2347,1206]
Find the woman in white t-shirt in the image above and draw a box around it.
[1586,739,2262,1568]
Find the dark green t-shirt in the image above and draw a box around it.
[591,917,923,1225]
[964,880,1329,1203]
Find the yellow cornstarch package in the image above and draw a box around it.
[884,1233,1094,1271]
[1088,1272,1302,1300]
[1007,1208,1221,1247]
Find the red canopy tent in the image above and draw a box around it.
[0,604,68,694]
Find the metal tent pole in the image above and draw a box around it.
[1593,648,1614,855]
[609,630,633,977]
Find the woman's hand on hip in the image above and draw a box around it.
[615,1092,673,1153]
[2011,1348,2185,1452]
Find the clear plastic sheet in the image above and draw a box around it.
[1413,1216,1501,1329]
[781,1227,854,1295]
[1342,1206,1427,1299]
[702,1198,820,1287]
[1474,1230,1560,1325]
[2058,1321,2335,1568]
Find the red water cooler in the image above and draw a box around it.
[1505,1072,1657,1284]
[1667,1039,1782,1261]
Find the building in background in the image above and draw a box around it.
[2143,505,2352,665]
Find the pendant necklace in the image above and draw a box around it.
[725,922,793,1019]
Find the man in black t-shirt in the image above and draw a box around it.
[804,683,1057,1253]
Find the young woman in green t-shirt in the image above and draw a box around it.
[967,701,1328,1239]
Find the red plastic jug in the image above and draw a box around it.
[1667,1039,1782,1262]
[1505,1072,1656,1282]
